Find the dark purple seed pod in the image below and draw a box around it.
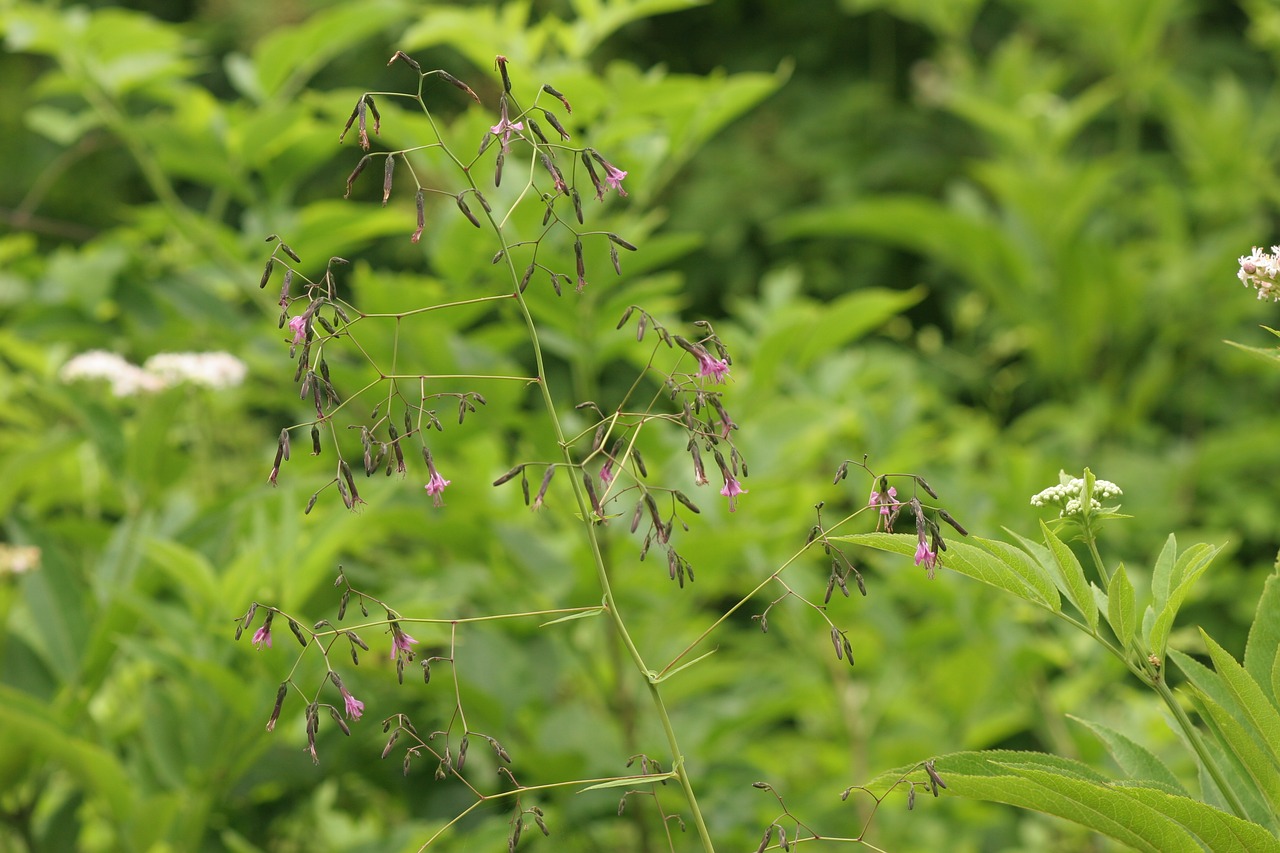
[824,576,836,604]
[457,736,469,772]
[527,118,549,146]
[516,263,533,294]
[259,258,274,289]
[495,54,512,93]
[607,232,638,251]
[908,786,917,810]
[674,491,700,514]
[633,449,647,478]
[329,706,351,737]
[339,100,360,143]
[310,424,321,456]
[571,188,583,224]
[363,94,380,135]
[494,150,504,187]
[336,477,352,509]
[382,155,395,206]
[581,150,603,197]
[280,242,301,263]
[917,476,939,499]
[574,239,586,292]
[491,249,505,265]
[549,272,562,296]
[474,190,491,212]
[541,202,553,227]
[939,509,968,536]
[616,306,634,329]
[381,729,400,759]
[456,194,481,228]
[534,466,554,506]
[411,189,425,244]
[289,619,308,647]
[267,682,288,731]
[831,626,843,660]
[492,464,526,487]
[542,109,569,140]
[305,492,319,514]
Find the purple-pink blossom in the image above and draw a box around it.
[425,470,451,506]
[489,117,524,153]
[600,459,615,484]
[697,352,730,384]
[252,625,272,650]
[914,540,937,574]
[391,630,417,660]
[341,687,364,720]
[720,474,748,512]
[288,315,307,344]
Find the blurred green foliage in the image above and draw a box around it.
[2,0,1280,850]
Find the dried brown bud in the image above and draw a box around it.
[574,239,586,292]
[259,258,274,289]
[388,50,421,72]
[495,54,512,93]
[541,83,572,113]
[438,70,480,103]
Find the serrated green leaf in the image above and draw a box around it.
[1039,521,1098,631]
[1106,563,1137,648]
[1184,684,1280,816]
[1244,572,1280,708]
[975,536,1061,611]
[836,533,1057,610]
[1200,630,1280,772]
[1068,716,1185,794]
[1151,534,1179,611]
[1149,543,1219,659]
[867,750,1268,853]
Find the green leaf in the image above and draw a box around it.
[836,533,1059,610]
[1106,563,1137,648]
[1068,716,1185,794]
[1184,684,1280,817]
[0,686,134,823]
[1039,520,1098,631]
[1151,533,1178,610]
[974,536,1061,611]
[1149,543,1220,660]
[1200,630,1280,771]
[1244,571,1280,708]
[868,750,1279,852]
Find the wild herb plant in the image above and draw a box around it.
[237,48,1280,852]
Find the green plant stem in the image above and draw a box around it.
[482,215,716,849]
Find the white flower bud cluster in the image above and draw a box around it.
[1030,477,1122,517]
[1238,246,1280,301]
[60,350,247,397]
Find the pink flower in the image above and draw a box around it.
[425,470,451,506]
[341,687,364,720]
[868,486,898,530]
[252,625,272,649]
[600,459,614,484]
[288,315,307,344]
[720,474,747,512]
[390,629,417,661]
[589,151,629,199]
[489,117,524,153]
[914,540,937,574]
[697,352,730,384]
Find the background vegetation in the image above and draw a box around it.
[2,0,1279,850]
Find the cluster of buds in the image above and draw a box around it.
[1238,245,1280,301]
[340,51,637,295]
[1030,474,1122,517]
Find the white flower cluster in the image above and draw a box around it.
[1030,477,1122,517]
[60,350,247,397]
[1238,246,1280,301]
